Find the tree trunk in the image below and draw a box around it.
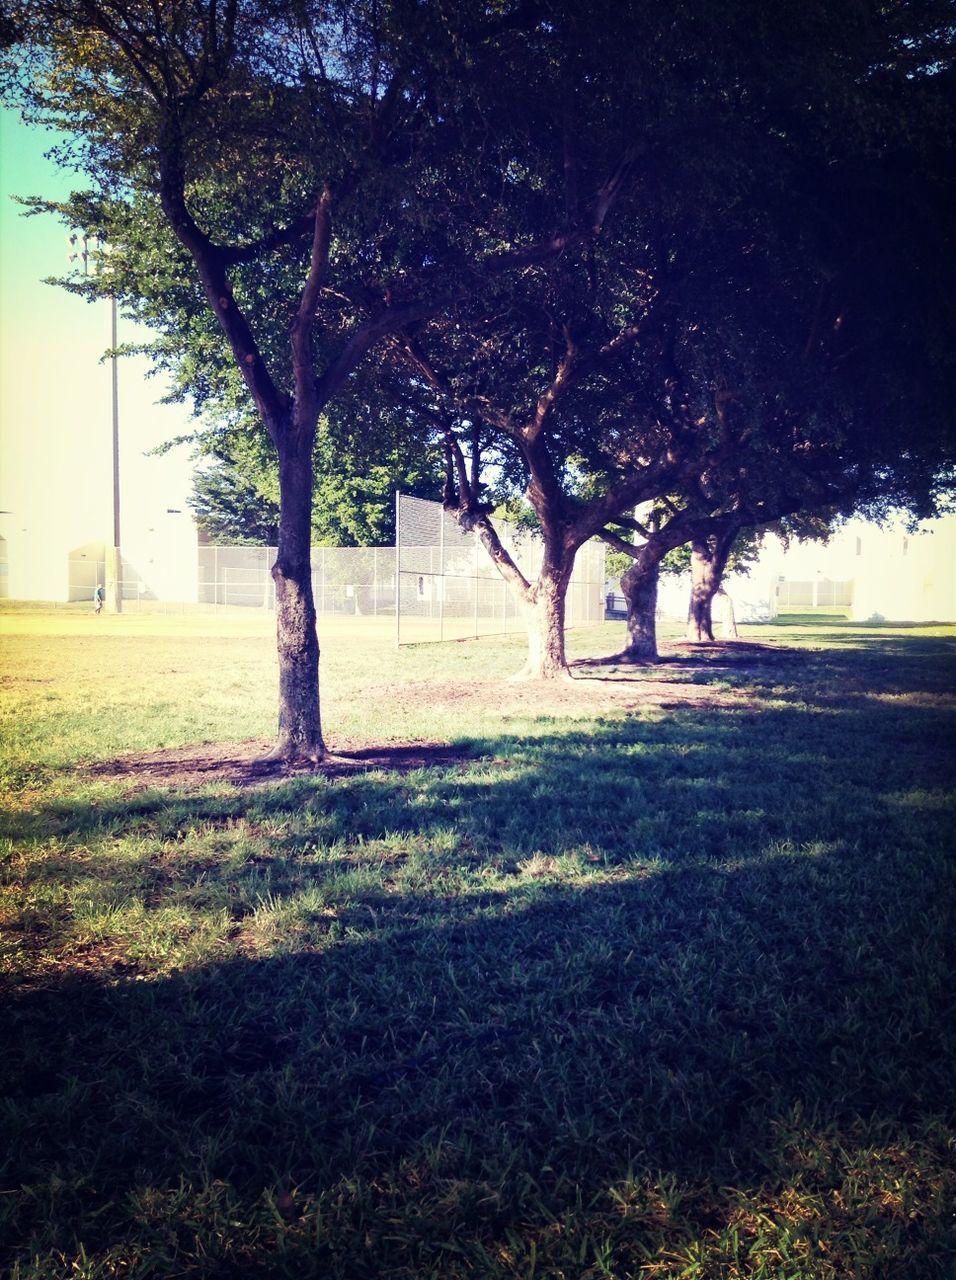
[686,530,738,642]
[517,562,572,679]
[269,436,325,761]
[686,539,718,641]
[717,587,738,638]
[461,506,574,680]
[619,543,665,661]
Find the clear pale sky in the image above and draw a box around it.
[0,107,196,550]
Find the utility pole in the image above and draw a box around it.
[68,233,122,612]
[109,289,121,612]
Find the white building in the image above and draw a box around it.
[649,514,956,625]
[0,505,200,604]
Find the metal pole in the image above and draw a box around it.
[69,232,122,613]
[474,529,480,639]
[321,546,326,616]
[111,294,120,550]
[108,290,123,613]
[394,491,401,647]
[438,503,445,642]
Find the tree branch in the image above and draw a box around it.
[156,114,290,438]
[526,325,578,440]
[598,528,642,559]
[291,183,333,420]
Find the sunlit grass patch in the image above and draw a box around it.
[0,614,954,1277]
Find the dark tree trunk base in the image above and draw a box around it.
[517,567,572,680]
[620,543,665,663]
[257,739,326,766]
[612,648,661,665]
[507,664,574,682]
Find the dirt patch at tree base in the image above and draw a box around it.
[88,642,798,790]
[87,740,477,789]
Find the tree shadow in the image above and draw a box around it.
[2,637,955,1276]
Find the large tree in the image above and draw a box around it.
[381,0,955,678]
[3,0,622,756]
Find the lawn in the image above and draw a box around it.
[1,610,954,1278]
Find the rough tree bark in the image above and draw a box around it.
[456,500,576,680]
[686,528,739,642]
[270,431,324,759]
[604,512,741,662]
[515,546,574,680]
[619,541,668,662]
[603,513,702,662]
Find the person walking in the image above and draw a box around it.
[93,583,105,614]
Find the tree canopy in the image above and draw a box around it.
[3,0,954,719]
[4,0,626,750]
[189,406,444,546]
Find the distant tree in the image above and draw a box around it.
[189,410,443,546]
[189,462,279,547]
[681,514,839,642]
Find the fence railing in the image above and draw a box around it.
[64,511,607,636]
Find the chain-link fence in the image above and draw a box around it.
[395,493,606,643]
[63,546,396,615]
[192,545,396,615]
[62,504,606,631]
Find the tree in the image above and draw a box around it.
[685,525,746,643]
[683,514,837,642]
[6,0,952,708]
[3,0,607,755]
[637,525,766,641]
[597,28,956,661]
[603,506,751,661]
[385,0,956,678]
[189,459,279,547]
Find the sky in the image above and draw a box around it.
[0,107,197,552]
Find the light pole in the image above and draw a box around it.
[68,232,122,612]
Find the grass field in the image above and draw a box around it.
[1,609,955,1279]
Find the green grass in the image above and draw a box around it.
[1,611,955,1278]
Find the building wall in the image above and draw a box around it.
[647,514,956,625]
[849,517,956,622]
[743,515,956,623]
[121,506,198,603]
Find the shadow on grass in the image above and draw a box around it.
[2,636,955,1278]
